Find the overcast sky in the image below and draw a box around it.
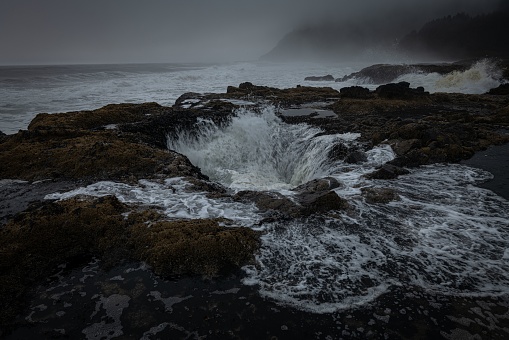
[0,0,501,65]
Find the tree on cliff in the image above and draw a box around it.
[399,6,509,59]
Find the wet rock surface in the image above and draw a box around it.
[305,74,335,81]
[1,78,509,338]
[336,61,474,84]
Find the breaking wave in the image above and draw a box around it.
[396,59,504,94]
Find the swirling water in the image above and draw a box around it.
[47,106,509,313]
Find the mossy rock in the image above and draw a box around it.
[129,217,259,277]
[0,196,259,326]
[28,102,166,132]
[0,130,203,181]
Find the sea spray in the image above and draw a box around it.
[168,106,361,191]
[394,59,504,94]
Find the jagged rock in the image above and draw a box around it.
[0,103,211,182]
[233,191,300,217]
[388,139,422,156]
[294,177,349,214]
[233,178,347,217]
[340,86,371,99]
[375,82,429,99]
[361,187,400,204]
[345,150,368,164]
[487,84,509,95]
[365,164,410,180]
[305,75,334,81]
[0,130,205,182]
[174,92,205,107]
[292,177,342,193]
[223,83,340,106]
[300,190,349,214]
[337,63,471,84]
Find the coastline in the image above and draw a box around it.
[1,74,509,338]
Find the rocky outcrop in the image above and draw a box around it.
[225,82,340,105]
[305,75,334,81]
[365,164,410,180]
[375,82,429,99]
[234,177,348,218]
[2,78,509,333]
[340,86,372,99]
[0,195,259,325]
[0,103,211,182]
[336,63,471,84]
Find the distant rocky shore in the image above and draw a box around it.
[1,71,509,337]
[304,58,509,84]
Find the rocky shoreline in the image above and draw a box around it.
[1,77,509,338]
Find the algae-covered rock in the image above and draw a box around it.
[129,217,259,277]
[0,130,203,182]
[0,196,260,326]
[361,187,401,204]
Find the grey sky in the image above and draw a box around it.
[0,0,501,64]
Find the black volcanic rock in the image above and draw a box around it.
[375,82,429,99]
[337,63,470,85]
[305,75,335,81]
[365,164,410,180]
[487,83,509,95]
[340,86,371,99]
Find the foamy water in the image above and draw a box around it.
[45,107,509,314]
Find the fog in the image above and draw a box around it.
[0,0,502,65]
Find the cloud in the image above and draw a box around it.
[0,0,501,64]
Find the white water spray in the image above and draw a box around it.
[168,106,360,191]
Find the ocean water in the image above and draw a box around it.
[0,59,504,134]
[3,60,509,316]
[46,105,509,314]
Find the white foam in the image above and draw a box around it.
[243,164,509,313]
[168,106,361,192]
[44,178,261,226]
[395,59,503,94]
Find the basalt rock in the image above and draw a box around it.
[293,178,349,214]
[340,86,371,99]
[292,177,342,193]
[233,178,348,217]
[0,103,209,182]
[224,83,340,106]
[305,75,335,81]
[0,196,259,325]
[337,63,471,84]
[375,82,429,100]
[361,187,401,204]
[233,190,300,217]
[345,150,368,164]
[365,164,410,180]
